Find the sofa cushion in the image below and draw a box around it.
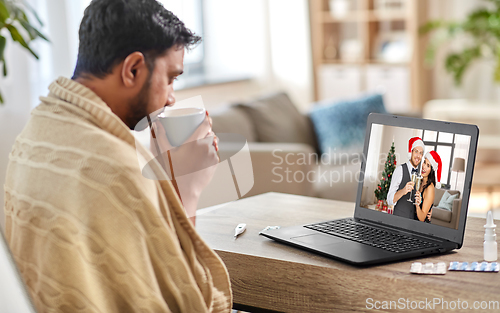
[432,207,453,222]
[309,94,387,154]
[437,190,459,211]
[210,105,257,142]
[433,189,460,205]
[237,92,318,148]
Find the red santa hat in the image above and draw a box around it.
[408,137,425,154]
[425,150,442,189]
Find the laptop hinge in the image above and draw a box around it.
[357,218,450,244]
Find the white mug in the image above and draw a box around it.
[157,107,206,147]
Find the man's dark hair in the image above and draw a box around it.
[72,0,201,79]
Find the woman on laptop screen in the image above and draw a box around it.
[415,151,442,223]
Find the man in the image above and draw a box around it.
[3,1,231,312]
[387,137,424,219]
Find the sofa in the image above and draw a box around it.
[431,189,462,229]
[207,92,384,206]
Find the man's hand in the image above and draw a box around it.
[403,181,414,195]
[150,113,219,224]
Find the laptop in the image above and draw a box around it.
[0,230,38,313]
[260,113,479,265]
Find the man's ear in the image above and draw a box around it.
[121,52,149,88]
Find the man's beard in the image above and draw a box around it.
[126,77,152,131]
[411,158,420,168]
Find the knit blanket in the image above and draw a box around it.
[3,77,231,312]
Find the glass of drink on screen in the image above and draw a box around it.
[408,173,417,202]
[414,176,422,205]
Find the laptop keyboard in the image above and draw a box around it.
[304,218,440,253]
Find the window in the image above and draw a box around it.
[158,0,205,89]
[29,0,259,108]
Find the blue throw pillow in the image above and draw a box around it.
[309,94,387,155]
[437,191,459,211]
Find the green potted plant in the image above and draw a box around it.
[0,0,48,104]
[420,0,500,86]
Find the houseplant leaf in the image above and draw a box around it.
[19,0,43,26]
[495,52,500,82]
[444,46,482,85]
[0,35,6,62]
[0,35,6,76]
[6,24,39,59]
[421,0,500,85]
[0,1,9,23]
[10,6,36,39]
[7,1,49,42]
[420,20,446,35]
[0,34,3,103]
[19,19,49,41]
[0,0,47,105]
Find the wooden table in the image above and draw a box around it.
[196,192,500,313]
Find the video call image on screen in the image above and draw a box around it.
[360,124,471,230]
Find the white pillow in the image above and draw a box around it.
[437,191,459,211]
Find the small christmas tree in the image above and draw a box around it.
[374,142,396,202]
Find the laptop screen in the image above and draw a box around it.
[356,114,478,244]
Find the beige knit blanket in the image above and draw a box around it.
[3,77,232,312]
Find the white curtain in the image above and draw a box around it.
[30,0,91,104]
[0,0,90,231]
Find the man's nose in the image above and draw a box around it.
[166,92,176,106]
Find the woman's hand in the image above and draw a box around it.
[415,191,421,206]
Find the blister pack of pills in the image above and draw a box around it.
[410,262,447,275]
[448,261,499,272]
[259,226,280,235]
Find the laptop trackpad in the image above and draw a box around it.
[291,234,346,246]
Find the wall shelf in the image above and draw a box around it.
[309,0,431,112]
